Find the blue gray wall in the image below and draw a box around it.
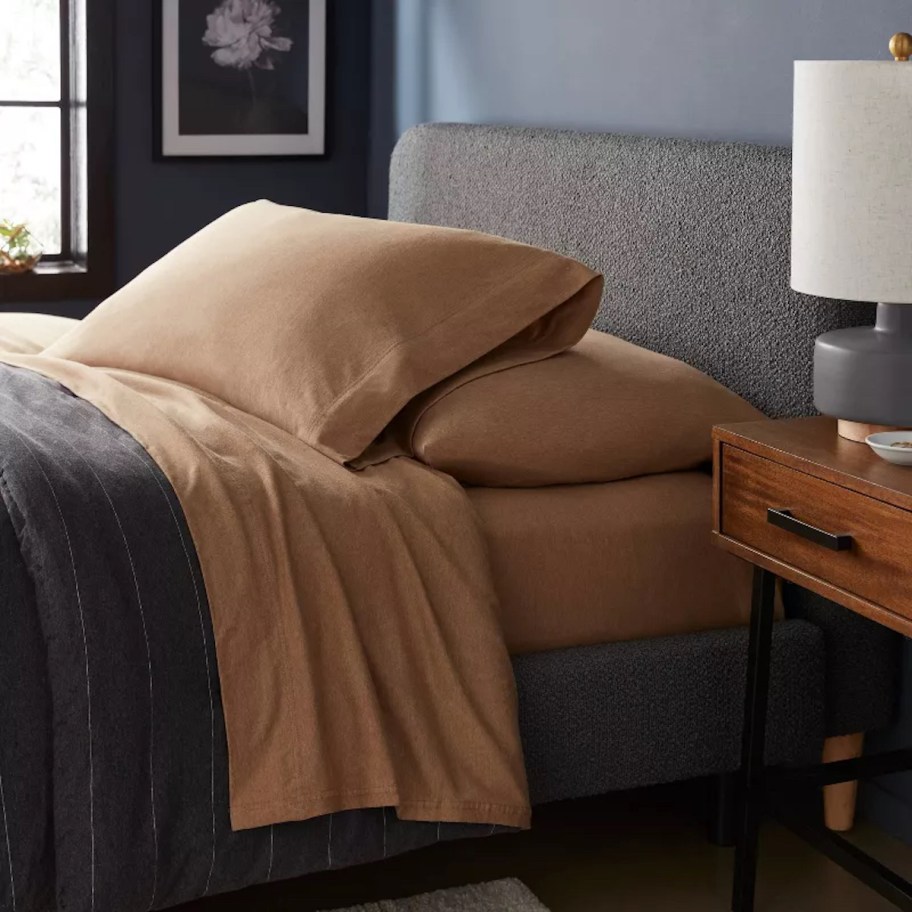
[396,0,908,143]
[391,0,912,842]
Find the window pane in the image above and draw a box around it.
[0,108,61,254]
[0,0,61,101]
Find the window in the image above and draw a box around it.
[0,0,114,302]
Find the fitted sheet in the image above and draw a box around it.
[468,472,754,655]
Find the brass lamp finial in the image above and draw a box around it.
[890,32,912,61]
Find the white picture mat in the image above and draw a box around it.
[161,0,326,156]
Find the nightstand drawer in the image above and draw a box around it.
[719,444,912,615]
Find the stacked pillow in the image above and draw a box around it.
[391,329,764,486]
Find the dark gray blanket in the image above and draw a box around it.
[0,363,497,912]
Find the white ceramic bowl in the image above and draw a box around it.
[865,431,912,465]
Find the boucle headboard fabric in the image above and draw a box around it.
[388,123,874,418]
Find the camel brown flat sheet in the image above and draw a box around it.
[0,353,531,832]
[13,205,612,836]
[469,473,755,655]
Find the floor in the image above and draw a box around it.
[179,782,912,912]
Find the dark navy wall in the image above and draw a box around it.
[368,0,396,218]
[9,0,372,317]
[116,1,371,286]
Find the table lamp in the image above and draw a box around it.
[792,34,912,441]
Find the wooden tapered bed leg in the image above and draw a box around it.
[822,732,865,832]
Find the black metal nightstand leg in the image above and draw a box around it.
[732,566,777,912]
[708,771,739,847]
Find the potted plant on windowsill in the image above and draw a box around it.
[0,221,43,275]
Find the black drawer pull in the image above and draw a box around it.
[767,508,853,552]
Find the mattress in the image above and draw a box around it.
[467,472,753,655]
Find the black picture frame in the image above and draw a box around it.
[154,0,326,160]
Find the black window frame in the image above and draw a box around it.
[0,0,114,303]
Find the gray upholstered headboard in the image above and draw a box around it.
[388,123,874,418]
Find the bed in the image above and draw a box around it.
[392,122,898,806]
[0,124,899,912]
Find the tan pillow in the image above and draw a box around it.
[48,201,602,462]
[0,313,77,354]
[397,330,765,486]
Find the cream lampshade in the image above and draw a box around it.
[792,43,912,435]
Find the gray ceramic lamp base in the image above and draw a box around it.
[814,303,912,432]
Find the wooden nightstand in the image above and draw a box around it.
[713,416,912,912]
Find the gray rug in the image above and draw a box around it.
[322,879,550,912]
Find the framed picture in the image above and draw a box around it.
[157,0,326,158]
